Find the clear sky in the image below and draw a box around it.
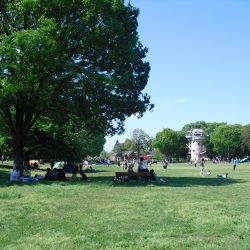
[104,0,250,152]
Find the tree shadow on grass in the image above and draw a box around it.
[0,167,111,187]
[0,164,13,170]
[0,169,114,187]
[0,169,246,188]
[162,176,246,187]
[0,168,12,182]
[110,176,246,187]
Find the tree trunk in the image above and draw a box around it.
[13,109,26,174]
[24,150,31,166]
[137,146,140,159]
[13,133,25,174]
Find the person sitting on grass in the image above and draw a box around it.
[127,165,137,181]
[57,169,67,181]
[33,162,39,170]
[45,168,55,180]
[149,169,166,183]
[149,169,157,181]
[128,166,134,173]
[9,168,20,182]
[80,171,88,181]
[83,159,89,169]
[217,173,228,179]
[72,164,78,179]
[23,165,31,178]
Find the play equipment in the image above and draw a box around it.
[186,129,207,163]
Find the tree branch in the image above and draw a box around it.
[0,105,15,136]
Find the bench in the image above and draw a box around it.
[115,172,151,182]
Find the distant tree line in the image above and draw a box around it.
[112,121,250,161]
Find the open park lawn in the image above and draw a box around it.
[0,162,250,250]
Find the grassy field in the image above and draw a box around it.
[0,162,250,250]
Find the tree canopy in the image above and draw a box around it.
[0,0,151,170]
[241,124,250,155]
[210,124,243,158]
[130,128,151,158]
[181,121,227,135]
[153,128,188,160]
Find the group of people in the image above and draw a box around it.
[47,163,89,181]
[9,161,89,183]
[122,158,136,169]
[8,155,239,184]
[118,157,166,183]
[194,157,232,179]
[9,165,39,183]
[191,156,234,178]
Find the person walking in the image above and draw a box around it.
[1,155,4,164]
[194,159,197,168]
[162,159,169,170]
[200,158,205,176]
[233,158,238,171]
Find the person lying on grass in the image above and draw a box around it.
[217,173,228,179]
[149,169,166,183]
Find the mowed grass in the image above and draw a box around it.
[0,162,250,250]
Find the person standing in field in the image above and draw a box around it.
[194,159,197,168]
[162,159,169,170]
[1,155,4,164]
[233,158,238,171]
[200,158,205,176]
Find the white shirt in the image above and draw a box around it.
[139,161,148,170]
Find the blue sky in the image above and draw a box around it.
[104,0,250,152]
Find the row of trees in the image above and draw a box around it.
[112,122,250,161]
[0,0,152,172]
[112,128,153,158]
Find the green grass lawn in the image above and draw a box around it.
[0,162,250,250]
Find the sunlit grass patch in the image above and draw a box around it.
[0,162,250,249]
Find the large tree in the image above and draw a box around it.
[0,0,151,171]
[130,128,151,158]
[153,128,188,160]
[112,140,126,157]
[210,124,243,158]
[27,116,106,162]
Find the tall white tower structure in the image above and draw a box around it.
[186,129,206,162]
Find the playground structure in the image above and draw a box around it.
[186,129,207,163]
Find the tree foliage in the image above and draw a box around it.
[181,121,227,135]
[181,121,227,157]
[153,128,188,159]
[210,124,243,157]
[130,128,151,158]
[242,124,250,155]
[112,140,126,157]
[0,0,151,170]
[28,117,105,162]
[123,138,134,152]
